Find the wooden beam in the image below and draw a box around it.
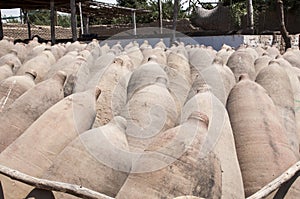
[0,164,114,199]
[247,161,300,199]
[50,0,56,44]
[70,0,77,41]
[0,10,3,40]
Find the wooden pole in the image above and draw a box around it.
[78,2,84,36]
[50,0,56,45]
[83,16,89,34]
[158,0,163,34]
[132,11,136,36]
[0,10,3,40]
[0,164,114,199]
[25,11,31,40]
[277,0,291,50]
[246,0,254,33]
[70,0,77,41]
[247,161,300,199]
[171,0,179,44]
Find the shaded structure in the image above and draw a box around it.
[0,0,150,42]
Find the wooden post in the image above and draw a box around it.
[50,0,56,45]
[158,0,163,34]
[70,0,77,41]
[247,0,254,33]
[0,10,3,40]
[171,0,179,44]
[20,9,23,24]
[277,0,291,50]
[132,11,136,36]
[83,16,89,34]
[25,11,31,39]
[78,2,84,36]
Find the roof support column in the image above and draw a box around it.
[24,11,31,40]
[78,2,84,36]
[50,0,56,45]
[132,11,136,36]
[158,0,163,34]
[0,10,3,40]
[83,16,89,34]
[70,0,77,41]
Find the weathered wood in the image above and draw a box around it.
[132,11,136,35]
[277,0,291,50]
[0,10,3,40]
[25,11,31,39]
[171,0,179,44]
[158,0,163,34]
[79,1,84,35]
[83,16,89,34]
[246,0,254,33]
[246,161,300,199]
[50,0,56,45]
[70,0,77,41]
[0,164,114,199]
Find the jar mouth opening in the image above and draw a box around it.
[196,84,211,93]
[238,73,249,81]
[188,111,209,126]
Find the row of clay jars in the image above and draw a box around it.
[42,116,130,199]
[256,61,300,157]
[227,74,300,197]
[0,71,67,152]
[0,88,100,199]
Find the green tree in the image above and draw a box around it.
[27,10,71,27]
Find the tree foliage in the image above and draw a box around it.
[27,10,71,27]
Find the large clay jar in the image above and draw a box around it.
[227,74,300,197]
[226,49,256,82]
[0,49,22,73]
[92,54,132,127]
[126,57,168,102]
[121,76,178,152]
[199,57,236,105]
[42,116,130,198]
[116,112,222,199]
[0,87,100,199]
[0,70,36,110]
[181,85,245,199]
[0,71,66,152]
[256,61,299,157]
